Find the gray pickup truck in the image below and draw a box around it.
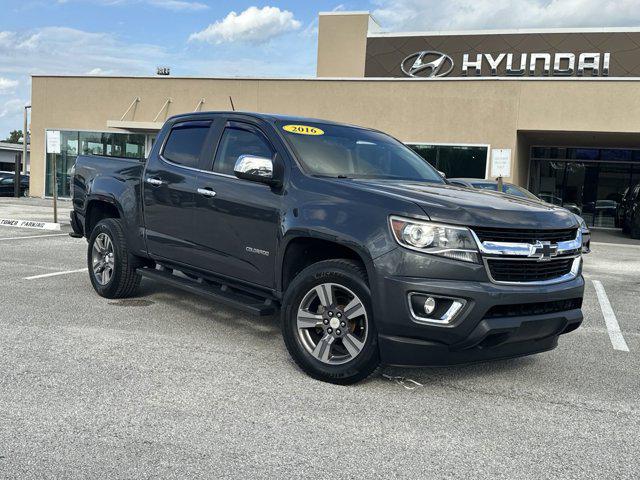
[70,112,585,384]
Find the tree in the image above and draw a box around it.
[3,130,23,143]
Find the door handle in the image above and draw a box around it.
[197,187,217,198]
[146,177,164,186]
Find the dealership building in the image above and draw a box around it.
[29,11,640,228]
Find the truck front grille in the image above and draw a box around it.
[473,227,577,244]
[486,257,575,283]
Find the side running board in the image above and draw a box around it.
[136,267,277,316]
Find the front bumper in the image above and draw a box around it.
[371,248,585,367]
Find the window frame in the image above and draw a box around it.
[205,121,276,178]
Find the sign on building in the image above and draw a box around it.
[491,149,512,178]
[46,130,61,154]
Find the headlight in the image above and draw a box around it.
[390,216,479,263]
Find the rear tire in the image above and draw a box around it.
[87,218,141,298]
[281,259,380,385]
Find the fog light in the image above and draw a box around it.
[408,293,467,325]
[424,297,436,315]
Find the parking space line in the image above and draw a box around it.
[591,241,640,249]
[593,280,630,352]
[0,233,69,241]
[24,268,87,280]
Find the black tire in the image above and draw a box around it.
[87,218,141,298]
[281,259,380,385]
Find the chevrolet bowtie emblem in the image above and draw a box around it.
[529,241,559,261]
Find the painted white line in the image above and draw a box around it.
[24,268,87,280]
[0,218,61,231]
[0,233,69,241]
[591,241,640,249]
[593,280,630,352]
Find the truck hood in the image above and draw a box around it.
[337,179,578,229]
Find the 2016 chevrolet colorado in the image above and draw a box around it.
[70,112,584,384]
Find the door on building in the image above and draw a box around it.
[529,147,640,228]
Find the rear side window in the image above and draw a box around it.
[213,127,273,176]
[162,121,211,168]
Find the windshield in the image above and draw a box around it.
[471,182,539,200]
[504,184,539,200]
[278,121,445,183]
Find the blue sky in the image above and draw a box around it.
[1,0,640,138]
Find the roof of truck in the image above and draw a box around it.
[167,111,372,130]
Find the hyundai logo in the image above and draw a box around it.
[401,51,454,78]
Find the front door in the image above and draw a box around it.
[192,120,281,288]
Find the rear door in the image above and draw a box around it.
[143,119,217,266]
[192,119,282,288]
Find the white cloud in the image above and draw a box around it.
[0,27,168,136]
[57,0,208,11]
[189,6,302,44]
[146,0,208,11]
[0,98,24,119]
[372,0,640,31]
[0,77,19,93]
[0,27,167,76]
[86,67,116,75]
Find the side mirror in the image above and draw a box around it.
[234,154,280,186]
[438,170,446,179]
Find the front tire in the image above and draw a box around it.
[87,218,141,298]
[281,259,380,385]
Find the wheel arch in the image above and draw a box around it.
[84,197,123,237]
[278,233,376,295]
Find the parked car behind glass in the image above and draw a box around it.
[0,173,29,197]
[620,183,640,239]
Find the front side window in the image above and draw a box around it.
[162,121,211,168]
[213,127,273,176]
[279,122,444,183]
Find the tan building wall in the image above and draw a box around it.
[30,75,640,197]
[316,12,371,78]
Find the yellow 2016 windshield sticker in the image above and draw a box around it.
[283,124,324,136]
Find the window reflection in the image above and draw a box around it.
[530,146,640,228]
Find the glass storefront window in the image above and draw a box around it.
[46,130,147,198]
[408,144,488,178]
[45,130,78,198]
[529,145,640,228]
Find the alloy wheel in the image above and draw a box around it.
[92,232,115,285]
[296,282,368,365]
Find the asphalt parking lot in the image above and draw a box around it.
[1,200,639,479]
